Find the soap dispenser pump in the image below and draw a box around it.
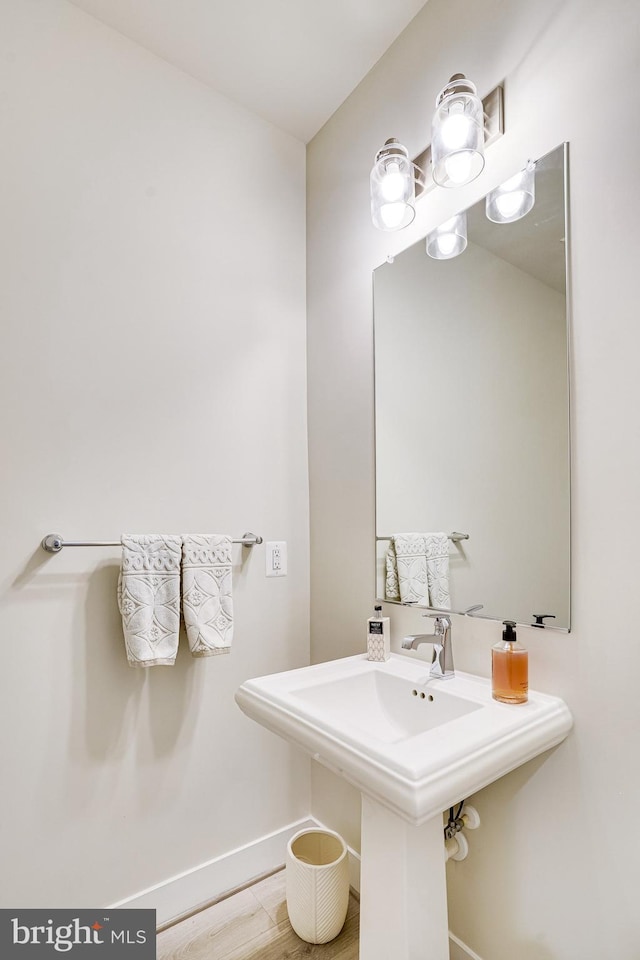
[492,620,528,704]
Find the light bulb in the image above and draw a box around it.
[444,151,474,184]
[379,202,408,229]
[486,162,535,223]
[380,161,405,202]
[439,108,471,150]
[495,190,527,219]
[436,233,458,257]
[426,213,467,260]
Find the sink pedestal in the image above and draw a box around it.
[359,796,450,960]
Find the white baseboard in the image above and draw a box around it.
[108,817,316,926]
[449,931,485,960]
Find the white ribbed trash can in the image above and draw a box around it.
[285,828,350,944]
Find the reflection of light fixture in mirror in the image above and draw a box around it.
[370,139,424,231]
[431,75,485,188]
[486,161,536,223]
[426,211,467,260]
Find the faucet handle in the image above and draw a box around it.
[423,613,451,635]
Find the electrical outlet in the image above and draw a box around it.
[265,541,287,577]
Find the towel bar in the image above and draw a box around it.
[42,532,263,553]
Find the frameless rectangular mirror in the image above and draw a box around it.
[374,143,570,629]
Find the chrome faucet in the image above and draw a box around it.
[401,614,454,680]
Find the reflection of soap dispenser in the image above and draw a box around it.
[367,605,390,661]
[492,620,528,704]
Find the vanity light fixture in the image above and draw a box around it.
[370,80,503,232]
[486,161,536,223]
[370,139,425,231]
[426,211,467,260]
[431,74,485,188]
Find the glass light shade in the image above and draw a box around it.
[426,211,468,260]
[370,140,417,231]
[486,162,536,223]
[431,76,485,188]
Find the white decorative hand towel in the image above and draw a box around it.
[118,535,182,667]
[385,533,451,608]
[181,535,234,657]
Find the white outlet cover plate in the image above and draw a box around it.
[266,541,287,577]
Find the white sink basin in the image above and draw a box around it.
[236,653,572,824]
[288,666,481,743]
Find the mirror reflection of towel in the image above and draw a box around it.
[385,533,450,608]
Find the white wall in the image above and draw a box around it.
[375,238,569,624]
[308,0,640,956]
[0,0,309,910]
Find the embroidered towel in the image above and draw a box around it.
[181,535,234,657]
[118,535,182,667]
[385,533,451,608]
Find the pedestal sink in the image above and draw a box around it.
[235,653,572,959]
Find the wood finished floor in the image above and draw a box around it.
[156,869,359,960]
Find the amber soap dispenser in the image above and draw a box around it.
[492,620,528,704]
